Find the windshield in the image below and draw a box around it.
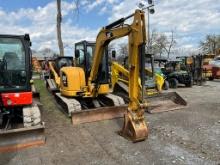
[0,37,27,90]
[75,44,85,66]
[75,43,95,70]
[0,38,25,70]
[86,45,94,66]
[75,42,108,84]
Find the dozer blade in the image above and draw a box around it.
[119,109,148,142]
[71,105,127,125]
[46,78,59,93]
[0,123,45,153]
[146,92,187,113]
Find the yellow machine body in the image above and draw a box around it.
[49,61,61,88]
[59,67,86,96]
[144,67,164,93]
[59,67,110,97]
[111,61,165,96]
[155,74,164,92]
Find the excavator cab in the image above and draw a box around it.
[0,35,31,93]
[74,40,109,85]
[54,56,73,75]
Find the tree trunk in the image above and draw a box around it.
[56,0,64,56]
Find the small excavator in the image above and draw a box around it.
[111,53,167,97]
[0,34,45,152]
[111,53,187,113]
[46,9,151,141]
[46,47,126,124]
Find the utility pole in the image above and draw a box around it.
[138,0,155,102]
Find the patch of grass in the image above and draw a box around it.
[33,79,57,112]
[33,79,69,122]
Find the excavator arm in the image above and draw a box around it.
[48,61,60,87]
[89,10,148,141]
[111,61,129,89]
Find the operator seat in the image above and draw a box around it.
[3,52,19,70]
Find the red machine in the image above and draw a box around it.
[0,34,45,152]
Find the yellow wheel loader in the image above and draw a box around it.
[46,9,153,141]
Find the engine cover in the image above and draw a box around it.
[60,67,86,97]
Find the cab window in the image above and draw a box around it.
[75,44,85,66]
[0,38,25,70]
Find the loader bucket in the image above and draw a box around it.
[0,123,45,152]
[146,92,187,113]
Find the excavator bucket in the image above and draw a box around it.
[0,124,45,152]
[119,108,149,142]
[146,92,187,113]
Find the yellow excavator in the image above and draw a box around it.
[111,54,187,113]
[111,55,166,96]
[46,9,149,141]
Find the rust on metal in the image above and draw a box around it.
[0,124,45,153]
[0,140,45,153]
[146,92,187,113]
[119,110,149,142]
[71,105,127,125]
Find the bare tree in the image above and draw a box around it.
[151,30,176,59]
[119,43,128,57]
[155,34,167,57]
[115,43,128,64]
[163,30,176,59]
[200,34,220,54]
[56,0,64,56]
[151,31,167,57]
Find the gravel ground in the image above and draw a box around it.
[0,80,220,165]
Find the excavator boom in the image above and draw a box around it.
[88,10,149,141]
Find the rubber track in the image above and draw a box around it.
[55,93,81,117]
[105,93,125,106]
[23,104,41,127]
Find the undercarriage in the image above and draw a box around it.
[0,103,45,152]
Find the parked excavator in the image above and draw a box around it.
[0,34,45,152]
[111,53,187,113]
[46,47,126,122]
[111,53,168,97]
[46,9,151,141]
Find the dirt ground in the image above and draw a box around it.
[0,80,220,165]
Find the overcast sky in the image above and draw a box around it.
[0,0,219,56]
